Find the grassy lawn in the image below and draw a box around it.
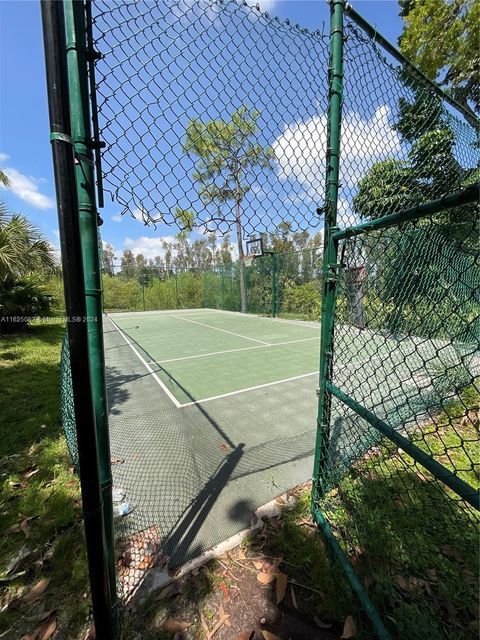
[322,387,480,640]
[0,323,88,639]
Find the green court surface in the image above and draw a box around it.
[103,309,477,576]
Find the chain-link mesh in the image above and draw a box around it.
[57,0,480,631]
[91,0,330,235]
[312,10,479,640]
[60,331,79,470]
[336,17,478,230]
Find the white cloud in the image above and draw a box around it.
[273,106,401,190]
[0,167,54,210]
[0,152,10,164]
[246,0,277,12]
[337,198,359,228]
[123,235,179,261]
[111,214,123,223]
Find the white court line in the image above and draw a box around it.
[173,314,271,345]
[208,308,321,331]
[146,336,320,365]
[181,353,388,407]
[178,371,320,407]
[107,315,182,408]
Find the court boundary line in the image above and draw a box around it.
[178,371,320,407]
[146,336,319,365]
[106,314,183,408]
[173,314,271,345]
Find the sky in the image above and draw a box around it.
[0,0,405,264]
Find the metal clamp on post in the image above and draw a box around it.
[50,132,74,145]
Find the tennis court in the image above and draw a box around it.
[103,308,477,575]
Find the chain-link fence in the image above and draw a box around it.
[53,0,479,636]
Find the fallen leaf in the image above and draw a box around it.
[110,457,124,464]
[6,546,38,575]
[219,443,229,452]
[23,466,39,479]
[208,605,230,637]
[83,624,96,640]
[313,617,332,629]
[20,518,33,539]
[158,582,182,600]
[219,582,230,602]
[253,560,264,570]
[270,517,282,532]
[275,573,288,604]
[262,632,282,640]
[23,578,50,604]
[163,619,191,632]
[24,609,57,623]
[9,480,27,490]
[396,574,409,591]
[342,615,357,639]
[257,572,277,584]
[36,612,57,640]
[290,585,298,609]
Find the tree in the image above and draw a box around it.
[102,243,116,276]
[184,106,273,312]
[352,84,479,335]
[120,249,136,279]
[399,0,479,114]
[0,201,56,332]
[0,203,56,278]
[0,169,10,188]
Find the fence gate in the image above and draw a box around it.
[312,1,479,638]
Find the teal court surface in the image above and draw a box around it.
[103,309,478,573]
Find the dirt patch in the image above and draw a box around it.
[124,522,349,640]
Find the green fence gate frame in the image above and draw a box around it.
[312,1,479,638]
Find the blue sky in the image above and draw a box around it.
[0,0,404,262]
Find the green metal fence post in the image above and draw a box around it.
[41,2,114,635]
[203,269,207,308]
[64,1,120,634]
[175,268,179,308]
[312,0,345,508]
[221,265,225,310]
[271,252,277,317]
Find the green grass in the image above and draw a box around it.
[0,323,88,638]
[321,386,480,639]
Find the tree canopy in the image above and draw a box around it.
[399,0,479,114]
[184,106,273,312]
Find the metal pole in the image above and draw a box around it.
[313,509,392,639]
[326,382,480,510]
[332,184,480,240]
[41,2,114,637]
[271,252,277,318]
[63,0,119,633]
[175,268,179,308]
[312,0,345,507]
[345,3,479,128]
[221,264,225,310]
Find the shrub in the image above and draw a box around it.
[281,281,321,320]
[0,275,53,333]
